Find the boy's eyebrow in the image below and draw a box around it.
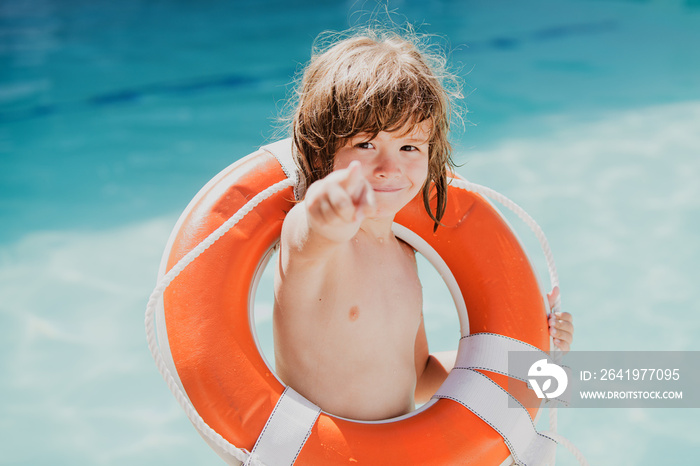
[403,135,430,144]
[350,130,429,143]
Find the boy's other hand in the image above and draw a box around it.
[547,286,574,352]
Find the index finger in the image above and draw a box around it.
[338,161,370,205]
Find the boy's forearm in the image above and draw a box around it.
[414,350,456,404]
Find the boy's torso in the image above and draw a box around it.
[273,231,423,421]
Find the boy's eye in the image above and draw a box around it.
[356,142,374,149]
[401,145,419,152]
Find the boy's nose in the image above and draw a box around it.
[373,152,401,179]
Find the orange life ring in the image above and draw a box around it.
[159,142,550,465]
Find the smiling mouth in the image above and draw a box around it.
[372,186,407,193]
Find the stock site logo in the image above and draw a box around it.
[528,359,568,399]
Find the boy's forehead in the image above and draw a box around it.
[406,119,432,140]
[391,119,432,143]
[354,119,432,142]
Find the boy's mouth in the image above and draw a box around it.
[372,186,407,193]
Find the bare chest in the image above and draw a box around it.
[319,240,423,340]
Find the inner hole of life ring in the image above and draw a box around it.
[250,242,461,394]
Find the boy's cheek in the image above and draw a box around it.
[332,146,359,171]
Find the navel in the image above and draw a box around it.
[348,305,360,322]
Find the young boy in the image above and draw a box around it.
[273,30,573,421]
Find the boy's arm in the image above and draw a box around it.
[414,317,456,404]
[413,288,574,404]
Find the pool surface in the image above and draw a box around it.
[2,1,699,464]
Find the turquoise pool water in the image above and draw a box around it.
[2,0,699,464]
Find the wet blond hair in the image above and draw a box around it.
[291,27,462,230]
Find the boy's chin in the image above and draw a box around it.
[364,204,403,222]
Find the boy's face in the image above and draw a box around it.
[333,120,430,219]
